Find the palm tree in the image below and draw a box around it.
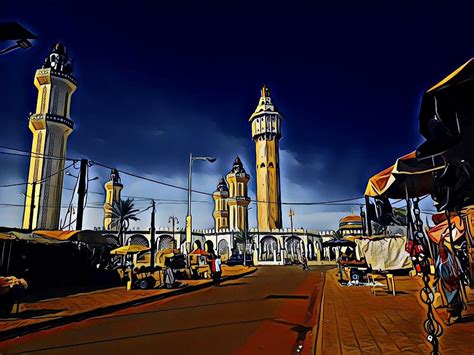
[331,229,345,240]
[234,229,256,252]
[109,198,140,246]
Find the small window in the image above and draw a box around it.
[260,163,265,168]
[269,162,274,168]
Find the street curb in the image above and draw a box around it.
[313,270,326,355]
[0,267,257,341]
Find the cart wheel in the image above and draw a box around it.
[138,279,149,290]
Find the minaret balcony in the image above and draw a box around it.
[30,113,74,130]
[36,68,77,86]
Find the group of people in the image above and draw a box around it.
[208,253,222,286]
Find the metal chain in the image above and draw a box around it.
[412,199,443,354]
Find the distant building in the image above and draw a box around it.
[339,213,363,236]
[103,169,123,230]
[22,43,77,230]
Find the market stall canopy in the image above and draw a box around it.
[365,152,445,199]
[110,245,149,255]
[3,231,67,244]
[34,230,117,246]
[417,58,474,158]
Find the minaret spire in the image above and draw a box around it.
[249,85,283,231]
[22,43,77,230]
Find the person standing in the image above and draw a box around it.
[213,254,222,286]
[301,252,309,271]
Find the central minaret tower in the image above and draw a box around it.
[22,43,77,230]
[249,85,282,231]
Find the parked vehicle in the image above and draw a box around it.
[227,253,253,266]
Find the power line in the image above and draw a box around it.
[0,145,78,162]
[0,144,366,206]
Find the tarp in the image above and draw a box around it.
[365,152,445,199]
[354,236,413,271]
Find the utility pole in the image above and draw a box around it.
[150,200,156,272]
[28,181,36,231]
[76,159,88,230]
[289,209,295,236]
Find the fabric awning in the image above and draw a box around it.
[365,152,445,199]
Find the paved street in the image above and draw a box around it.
[1,266,326,355]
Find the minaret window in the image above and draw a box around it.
[269,162,274,168]
[260,163,265,168]
[41,87,47,113]
[64,92,69,116]
[51,87,59,113]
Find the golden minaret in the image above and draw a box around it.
[212,177,229,231]
[103,169,123,230]
[249,85,282,231]
[226,157,250,231]
[22,43,77,230]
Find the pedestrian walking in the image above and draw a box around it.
[301,252,309,271]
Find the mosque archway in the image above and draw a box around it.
[128,234,149,247]
[218,239,229,261]
[260,235,279,261]
[285,236,303,264]
[158,235,174,250]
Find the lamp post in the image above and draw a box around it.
[0,23,36,55]
[168,216,179,249]
[186,153,216,254]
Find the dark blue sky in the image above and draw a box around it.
[1,1,473,229]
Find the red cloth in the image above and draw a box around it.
[211,259,216,273]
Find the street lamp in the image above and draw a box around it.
[186,153,216,254]
[0,23,37,55]
[168,216,179,249]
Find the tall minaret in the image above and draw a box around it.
[22,43,77,230]
[249,85,282,231]
[212,177,229,231]
[226,157,250,231]
[103,169,123,230]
